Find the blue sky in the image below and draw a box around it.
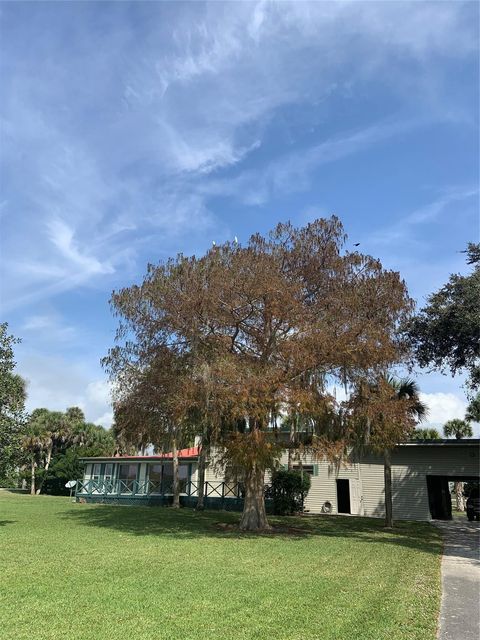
[1,1,478,433]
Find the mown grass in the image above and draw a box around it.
[0,492,442,640]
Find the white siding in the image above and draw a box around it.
[273,445,479,520]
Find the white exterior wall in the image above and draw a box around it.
[277,450,368,516]
[391,446,479,520]
[273,445,479,520]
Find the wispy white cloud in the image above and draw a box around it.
[1,1,477,419]
[200,116,431,206]
[47,218,114,276]
[368,187,479,248]
[22,313,77,342]
[2,1,476,313]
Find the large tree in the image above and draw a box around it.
[105,217,413,530]
[407,243,480,391]
[0,323,27,484]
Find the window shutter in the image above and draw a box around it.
[313,464,319,477]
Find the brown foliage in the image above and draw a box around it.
[104,217,414,528]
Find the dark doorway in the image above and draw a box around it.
[336,479,350,514]
[426,476,452,520]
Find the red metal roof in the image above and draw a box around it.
[80,446,200,462]
[159,446,199,459]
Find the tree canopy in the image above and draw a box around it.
[411,427,441,440]
[465,393,480,423]
[105,217,414,530]
[406,243,480,390]
[22,406,115,494]
[0,323,27,484]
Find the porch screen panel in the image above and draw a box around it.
[104,464,114,491]
[162,462,173,493]
[149,464,162,493]
[179,464,189,494]
[118,464,138,493]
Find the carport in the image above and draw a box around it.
[426,475,479,520]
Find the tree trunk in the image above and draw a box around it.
[287,415,297,471]
[455,481,464,511]
[36,446,52,495]
[384,449,393,528]
[195,441,207,510]
[239,465,270,531]
[172,435,180,509]
[30,458,36,495]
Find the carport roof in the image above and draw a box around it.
[402,439,479,446]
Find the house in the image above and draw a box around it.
[76,439,480,521]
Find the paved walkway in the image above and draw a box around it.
[435,519,480,640]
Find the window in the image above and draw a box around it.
[292,465,314,476]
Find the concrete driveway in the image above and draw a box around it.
[435,519,480,640]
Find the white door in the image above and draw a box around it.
[350,479,362,515]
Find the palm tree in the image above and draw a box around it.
[443,419,473,440]
[22,424,49,495]
[411,427,441,440]
[22,409,75,495]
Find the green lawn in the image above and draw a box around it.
[0,492,442,640]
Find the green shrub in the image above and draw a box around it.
[270,469,311,515]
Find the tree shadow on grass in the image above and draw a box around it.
[61,504,442,555]
[0,520,16,526]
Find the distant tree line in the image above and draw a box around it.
[0,323,115,493]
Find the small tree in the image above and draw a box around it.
[270,469,311,515]
[351,376,427,528]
